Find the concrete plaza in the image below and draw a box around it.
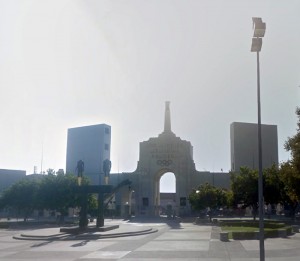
[1,219,300,260]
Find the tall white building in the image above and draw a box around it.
[66,124,111,185]
[230,122,278,172]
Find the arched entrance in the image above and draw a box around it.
[159,172,176,216]
[160,172,176,193]
[153,169,176,216]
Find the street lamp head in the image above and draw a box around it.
[251,37,262,52]
[251,17,265,52]
[252,17,266,38]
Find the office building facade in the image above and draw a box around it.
[0,169,26,195]
[66,124,111,185]
[230,122,278,172]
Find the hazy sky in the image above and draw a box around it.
[1,1,299,182]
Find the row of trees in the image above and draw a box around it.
[189,164,297,218]
[189,107,300,218]
[0,173,97,221]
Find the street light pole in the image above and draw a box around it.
[251,17,266,261]
[256,47,265,261]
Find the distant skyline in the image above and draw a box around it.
[0,1,299,182]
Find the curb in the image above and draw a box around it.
[13,227,158,241]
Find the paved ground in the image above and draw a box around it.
[1,219,300,260]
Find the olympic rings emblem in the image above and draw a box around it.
[157,160,172,166]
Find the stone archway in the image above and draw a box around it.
[119,101,199,217]
[113,101,230,217]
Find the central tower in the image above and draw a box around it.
[163,101,172,133]
[160,101,176,137]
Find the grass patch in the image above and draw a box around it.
[219,220,285,229]
[220,221,292,239]
[0,223,9,229]
[222,226,258,233]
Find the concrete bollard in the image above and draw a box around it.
[278,229,287,238]
[291,225,299,233]
[220,232,229,241]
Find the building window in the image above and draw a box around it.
[104,144,109,150]
[142,197,149,207]
[180,197,186,206]
[105,127,110,134]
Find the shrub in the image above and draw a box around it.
[0,223,9,229]
[232,231,257,240]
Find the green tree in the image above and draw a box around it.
[284,107,300,172]
[230,167,258,207]
[279,162,300,202]
[230,167,259,219]
[37,173,80,218]
[37,172,98,222]
[231,166,287,219]
[280,107,300,204]
[0,179,40,221]
[264,164,287,205]
[188,183,229,220]
[87,194,98,217]
[0,172,97,222]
